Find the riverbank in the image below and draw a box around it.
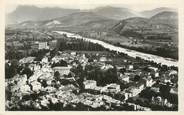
[54,31,178,67]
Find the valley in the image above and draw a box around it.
[6,6,178,60]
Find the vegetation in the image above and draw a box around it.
[58,38,106,51]
[115,42,178,59]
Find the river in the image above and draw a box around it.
[54,31,178,67]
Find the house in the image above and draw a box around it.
[101,64,114,70]
[41,57,48,64]
[155,72,159,78]
[126,86,140,97]
[102,83,121,93]
[48,40,57,50]
[19,57,36,64]
[170,88,178,94]
[135,82,145,91]
[148,66,158,72]
[164,77,171,83]
[83,80,97,89]
[99,56,107,62]
[39,42,49,49]
[71,52,76,56]
[119,73,130,83]
[30,41,49,50]
[128,65,134,70]
[151,96,169,106]
[143,76,155,87]
[126,81,145,97]
[31,42,39,50]
[53,66,72,76]
[121,91,129,100]
[12,41,24,48]
[169,70,178,76]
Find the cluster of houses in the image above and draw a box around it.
[5,49,178,110]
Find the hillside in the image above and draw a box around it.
[140,7,176,18]
[6,5,80,24]
[112,11,178,36]
[92,6,137,20]
[113,17,149,34]
[149,11,178,28]
[50,12,111,27]
[13,11,117,31]
[111,11,178,59]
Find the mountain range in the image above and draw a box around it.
[6,5,178,35]
[91,6,138,20]
[6,5,80,24]
[7,5,176,25]
[113,11,178,36]
[140,7,177,18]
[13,11,117,31]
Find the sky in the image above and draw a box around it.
[5,0,178,13]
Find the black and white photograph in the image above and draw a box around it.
[3,0,181,112]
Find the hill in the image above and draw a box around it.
[6,5,80,24]
[140,7,176,18]
[149,11,178,28]
[92,6,138,20]
[13,11,117,31]
[112,11,178,36]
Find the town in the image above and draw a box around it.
[5,29,178,111]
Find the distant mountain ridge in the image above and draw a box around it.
[112,11,178,37]
[6,5,178,34]
[6,5,80,24]
[50,12,110,27]
[91,6,138,20]
[150,11,178,28]
[6,5,177,25]
[140,7,176,18]
[13,11,117,31]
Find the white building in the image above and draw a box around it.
[128,65,134,70]
[39,42,49,50]
[101,64,114,70]
[99,56,107,62]
[119,73,130,83]
[53,66,71,76]
[155,72,159,78]
[83,80,97,89]
[102,83,121,93]
[126,87,140,97]
[148,66,158,72]
[143,76,155,87]
[42,57,49,64]
[49,40,57,50]
[19,57,35,64]
[71,52,76,56]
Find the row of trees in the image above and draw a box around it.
[58,38,106,51]
[115,42,178,60]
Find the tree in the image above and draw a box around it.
[159,83,171,99]
[139,87,157,100]
[133,75,141,82]
[21,66,33,78]
[119,68,126,74]
[54,71,61,81]
[5,63,11,79]
[5,60,19,79]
